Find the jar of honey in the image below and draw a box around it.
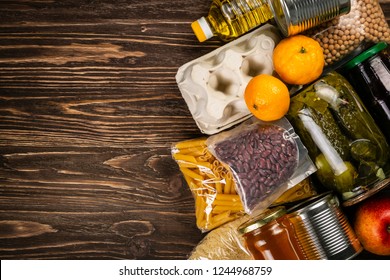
[238,206,307,260]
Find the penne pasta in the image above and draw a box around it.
[180,167,204,181]
[172,137,244,232]
[215,193,241,202]
[206,214,237,231]
[215,181,223,194]
[196,196,206,223]
[195,161,213,170]
[223,177,231,194]
[212,199,242,207]
[177,147,206,157]
[213,205,244,213]
[175,138,207,149]
[211,211,231,223]
[173,153,198,164]
[177,162,201,168]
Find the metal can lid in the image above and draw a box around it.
[286,191,338,216]
[238,206,286,235]
[343,42,388,70]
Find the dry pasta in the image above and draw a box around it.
[172,137,244,232]
[272,178,317,206]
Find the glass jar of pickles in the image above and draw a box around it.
[238,207,307,260]
[287,71,390,204]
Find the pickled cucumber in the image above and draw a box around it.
[289,90,350,160]
[350,139,377,162]
[309,107,350,160]
[321,73,389,166]
[315,153,357,193]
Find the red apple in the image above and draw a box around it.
[354,192,390,256]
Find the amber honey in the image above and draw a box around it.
[238,207,307,260]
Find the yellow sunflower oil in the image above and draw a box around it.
[191,0,273,42]
[191,0,352,42]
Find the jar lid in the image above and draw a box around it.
[238,206,286,234]
[343,177,390,207]
[343,42,388,70]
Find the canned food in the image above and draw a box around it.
[268,0,351,36]
[238,207,307,260]
[287,192,363,260]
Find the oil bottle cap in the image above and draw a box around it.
[343,42,388,70]
[191,17,213,42]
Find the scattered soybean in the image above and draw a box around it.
[304,0,390,65]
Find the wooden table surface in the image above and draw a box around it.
[1,0,389,260]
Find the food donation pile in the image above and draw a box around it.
[173,0,390,260]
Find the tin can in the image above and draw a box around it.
[268,0,351,36]
[287,192,363,260]
[238,206,307,260]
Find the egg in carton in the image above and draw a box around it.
[176,24,282,135]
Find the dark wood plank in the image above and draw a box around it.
[0,0,212,260]
[0,0,389,260]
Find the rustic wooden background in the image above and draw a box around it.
[0,0,389,260]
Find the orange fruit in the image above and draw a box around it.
[273,35,324,85]
[244,74,290,121]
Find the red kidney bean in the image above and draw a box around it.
[213,124,298,211]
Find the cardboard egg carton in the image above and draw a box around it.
[176,24,281,135]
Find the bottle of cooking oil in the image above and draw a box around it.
[191,0,273,42]
[191,0,352,42]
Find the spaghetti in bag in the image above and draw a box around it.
[171,137,245,232]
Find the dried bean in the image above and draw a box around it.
[269,154,277,165]
[287,145,293,156]
[276,164,280,174]
[258,177,265,183]
[266,159,272,170]
[243,162,249,173]
[213,124,298,212]
[262,150,271,158]
[264,143,273,150]
[247,144,253,155]
[259,158,266,169]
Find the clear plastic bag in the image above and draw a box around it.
[303,0,390,65]
[272,177,318,206]
[171,138,245,232]
[206,117,317,214]
[188,215,252,260]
